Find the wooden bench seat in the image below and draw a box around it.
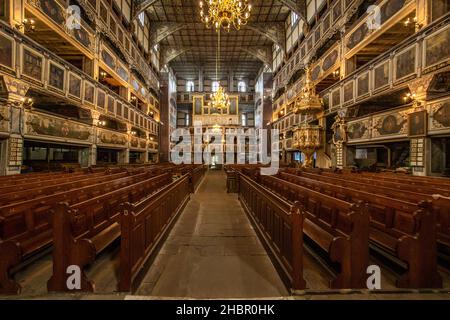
[0,171,127,205]
[118,174,192,292]
[259,174,370,289]
[0,170,164,294]
[282,170,450,251]
[46,172,174,292]
[273,172,443,288]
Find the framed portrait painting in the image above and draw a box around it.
[408,110,427,137]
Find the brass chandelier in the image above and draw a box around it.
[208,26,230,113]
[199,0,252,31]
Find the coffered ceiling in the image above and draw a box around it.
[141,0,292,80]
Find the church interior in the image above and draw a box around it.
[0,0,450,301]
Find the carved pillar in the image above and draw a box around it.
[0,76,29,175]
[9,0,25,32]
[407,75,434,176]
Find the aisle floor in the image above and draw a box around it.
[136,170,289,298]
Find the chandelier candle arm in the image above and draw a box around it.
[200,0,252,32]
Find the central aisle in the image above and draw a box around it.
[136,170,289,298]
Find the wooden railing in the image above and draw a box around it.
[118,174,191,291]
[238,173,306,291]
[0,20,159,137]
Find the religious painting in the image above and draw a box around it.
[99,131,127,146]
[26,113,91,141]
[116,102,122,118]
[100,2,108,23]
[424,27,450,68]
[107,96,115,113]
[22,49,43,81]
[49,63,65,91]
[374,61,390,89]
[332,1,342,22]
[347,122,368,140]
[375,114,407,135]
[432,101,450,128]
[0,34,13,69]
[357,72,369,97]
[322,49,338,72]
[311,65,321,81]
[343,81,354,103]
[315,28,321,45]
[429,72,450,93]
[130,137,139,148]
[322,93,330,110]
[380,0,405,24]
[71,28,92,49]
[97,90,106,109]
[307,36,313,52]
[395,46,416,81]
[331,89,341,107]
[117,28,124,45]
[84,82,95,104]
[40,0,65,25]
[347,23,368,50]
[109,15,117,34]
[408,110,428,137]
[101,49,115,70]
[323,14,330,33]
[229,97,238,115]
[68,73,81,98]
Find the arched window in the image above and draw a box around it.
[238,81,246,92]
[291,12,299,26]
[186,81,195,92]
[138,12,145,26]
[212,81,220,92]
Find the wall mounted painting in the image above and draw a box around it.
[97,90,106,109]
[395,46,416,81]
[68,73,81,98]
[23,49,43,81]
[424,27,450,68]
[49,63,65,91]
[408,110,427,137]
[84,82,95,104]
[40,0,65,25]
[374,61,390,90]
[0,34,13,69]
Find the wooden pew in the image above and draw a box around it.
[0,171,89,188]
[0,170,159,294]
[283,170,450,253]
[272,172,443,288]
[238,173,306,291]
[0,241,21,295]
[47,173,173,292]
[118,174,192,292]
[259,174,370,289]
[0,171,124,205]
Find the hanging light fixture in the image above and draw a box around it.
[208,26,230,113]
[200,0,252,32]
